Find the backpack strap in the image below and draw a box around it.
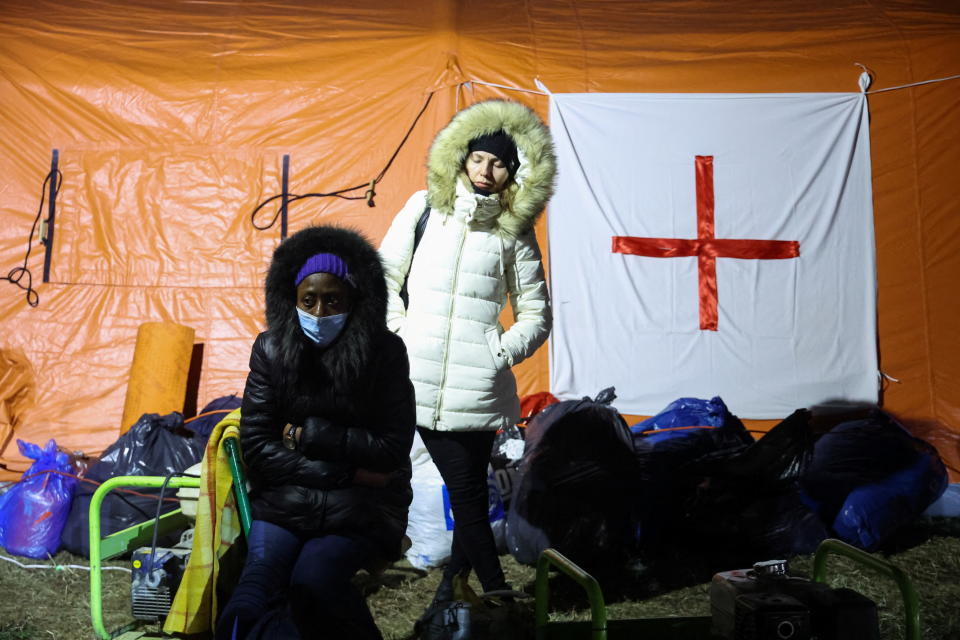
[412,205,431,254]
[400,204,431,309]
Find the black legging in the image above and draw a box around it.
[417,426,506,593]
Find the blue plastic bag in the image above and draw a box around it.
[0,439,78,558]
[801,411,948,551]
[834,454,948,550]
[632,395,730,430]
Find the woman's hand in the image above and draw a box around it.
[353,468,405,488]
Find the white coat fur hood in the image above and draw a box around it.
[425,99,557,238]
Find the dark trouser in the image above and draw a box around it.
[417,426,506,593]
[215,519,382,640]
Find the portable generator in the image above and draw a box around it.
[710,558,879,640]
[130,529,193,621]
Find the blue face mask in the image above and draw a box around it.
[296,308,350,347]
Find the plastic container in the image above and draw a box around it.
[176,462,203,520]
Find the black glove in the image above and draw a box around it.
[299,416,348,460]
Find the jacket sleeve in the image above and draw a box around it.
[499,229,552,367]
[299,334,416,472]
[240,334,353,489]
[378,190,429,334]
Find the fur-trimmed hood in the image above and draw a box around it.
[426,99,557,238]
[264,225,387,394]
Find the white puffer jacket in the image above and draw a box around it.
[379,100,556,431]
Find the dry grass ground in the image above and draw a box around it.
[1,519,958,640]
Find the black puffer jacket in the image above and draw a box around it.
[240,225,415,559]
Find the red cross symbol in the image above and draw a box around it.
[612,155,800,331]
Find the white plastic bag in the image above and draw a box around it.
[404,432,510,569]
[405,432,453,569]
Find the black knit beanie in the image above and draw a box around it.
[467,130,520,177]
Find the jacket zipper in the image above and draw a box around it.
[432,223,468,427]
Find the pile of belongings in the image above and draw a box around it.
[61,395,240,557]
[500,390,949,585]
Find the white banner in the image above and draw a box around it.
[548,92,877,418]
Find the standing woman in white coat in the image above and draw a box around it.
[379,99,556,606]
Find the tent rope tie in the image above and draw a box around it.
[250,90,435,229]
[865,71,960,95]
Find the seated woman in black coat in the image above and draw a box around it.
[216,225,416,640]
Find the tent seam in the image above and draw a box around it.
[523,0,541,84]
[866,0,935,418]
[45,280,261,290]
[568,0,589,91]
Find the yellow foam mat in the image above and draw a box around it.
[120,322,195,433]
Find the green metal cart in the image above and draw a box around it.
[89,435,250,640]
[534,538,922,640]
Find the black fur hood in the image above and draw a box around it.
[264,225,388,394]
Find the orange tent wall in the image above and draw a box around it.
[1,1,958,479]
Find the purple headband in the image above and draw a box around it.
[294,253,352,287]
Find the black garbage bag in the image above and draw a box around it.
[655,409,828,581]
[61,411,206,557]
[506,387,639,577]
[800,409,948,550]
[183,394,242,440]
[631,396,754,556]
